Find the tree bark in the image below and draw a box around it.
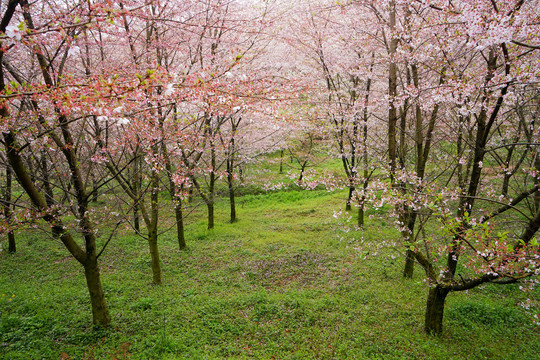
[228,159,237,223]
[4,163,15,253]
[92,179,99,203]
[403,250,415,278]
[358,206,364,228]
[148,224,162,285]
[424,285,449,334]
[148,168,161,284]
[207,202,214,230]
[403,212,418,278]
[83,258,111,326]
[40,150,54,207]
[534,155,540,212]
[175,201,186,250]
[346,186,354,211]
[132,152,141,233]
[279,149,284,174]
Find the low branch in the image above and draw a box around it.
[96,221,122,259]
[511,40,540,50]
[481,185,539,223]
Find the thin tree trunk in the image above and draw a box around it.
[279,149,284,174]
[424,285,449,334]
[228,159,237,223]
[358,54,375,229]
[148,224,161,285]
[188,186,193,204]
[40,150,54,207]
[501,174,511,197]
[148,168,161,284]
[207,202,214,230]
[403,212,418,278]
[92,179,99,203]
[346,186,354,211]
[159,104,187,251]
[387,0,398,186]
[226,118,238,223]
[208,142,216,229]
[7,229,15,253]
[4,164,15,253]
[133,153,141,233]
[534,154,540,212]
[175,201,186,249]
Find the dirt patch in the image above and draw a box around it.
[244,251,334,288]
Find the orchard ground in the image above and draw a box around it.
[1,160,538,359]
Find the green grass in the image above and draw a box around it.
[1,187,538,359]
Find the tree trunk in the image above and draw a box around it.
[148,224,162,285]
[207,202,214,230]
[7,231,15,253]
[387,0,398,186]
[83,258,111,326]
[403,250,415,278]
[227,154,237,223]
[40,150,54,207]
[148,167,161,284]
[228,171,237,223]
[534,155,540,212]
[188,186,194,204]
[4,163,16,253]
[346,186,354,211]
[92,179,99,203]
[358,205,364,228]
[133,153,141,232]
[133,205,140,232]
[279,149,284,174]
[424,285,449,334]
[175,202,186,250]
[501,174,510,197]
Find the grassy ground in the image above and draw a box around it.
[1,183,539,359]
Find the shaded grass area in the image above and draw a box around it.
[1,189,538,359]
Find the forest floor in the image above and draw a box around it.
[1,178,539,359]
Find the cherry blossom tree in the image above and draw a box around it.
[377,0,540,334]
[0,0,126,326]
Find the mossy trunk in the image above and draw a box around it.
[424,285,449,335]
[403,250,415,278]
[358,205,364,228]
[83,259,111,327]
